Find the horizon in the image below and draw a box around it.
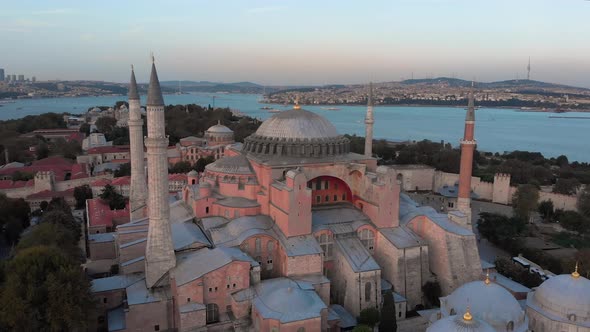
[1,0,590,87]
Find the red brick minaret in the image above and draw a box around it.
[457,87,476,227]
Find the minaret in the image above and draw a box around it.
[364,82,374,158]
[457,86,476,226]
[144,57,176,288]
[128,65,148,220]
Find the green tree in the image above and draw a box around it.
[36,142,50,159]
[47,197,72,215]
[0,246,93,331]
[379,290,397,332]
[538,200,554,222]
[99,184,127,210]
[73,185,93,209]
[554,178,581,195]
[478,212,526,245]
[170,160,193,174]
[42,210,81,243]
[512,184,539,221]
[114,162,131,177]
[422,280,442,308]
[194,156,215,173]
[17,223,79,254]
[11,170,34,181]
[578,186,590,219]
[79,123,91,136]
[352,325,373,332]
[358,307,380,328]
[95,116,117,136]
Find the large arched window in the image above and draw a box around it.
[507,321,514,331]
[365,282,372,302]
[358,229,375,253]
[206,303,219,324]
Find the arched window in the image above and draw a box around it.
[358,229,375,253]
[365,282,372,302]
[568,314,577,322]
[205,206,209,214]
[450,308,456,315]
[206,303,219,324]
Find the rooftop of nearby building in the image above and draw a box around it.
[334,236,380,273]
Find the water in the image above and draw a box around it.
[1,93,589,162]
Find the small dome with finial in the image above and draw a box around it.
[427,307,495,332]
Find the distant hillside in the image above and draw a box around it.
[400,77,589,91]
[160,81,269,93]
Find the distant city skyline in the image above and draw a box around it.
[1,0,589,87]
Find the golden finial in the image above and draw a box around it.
[484,269,491,285]
[293,98,301,110]
[572,262,580,279]
[150,52,155,63]
[463,306,473,321]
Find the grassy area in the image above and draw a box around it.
[552,232,590,249]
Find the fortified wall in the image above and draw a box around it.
[391,166,578,211]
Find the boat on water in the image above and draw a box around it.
[260,106,273,110]
[320,106,341,111]
[268,109,282,113]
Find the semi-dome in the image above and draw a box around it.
[243,104,350,158]
[441,279,528,331]
[529,268,590,323]
[205,154,254,175]
[428,312,496,332]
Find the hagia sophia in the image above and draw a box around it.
[88,60,590,332]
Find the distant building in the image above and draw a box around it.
[10,74,16,82]
[0,68,4,81]
[31,76,36,83]
[17,74,24,82]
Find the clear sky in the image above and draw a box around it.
[1,0,589,87]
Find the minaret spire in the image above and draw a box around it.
[144,57,176,288]
[128,65,148,220]
[456,84,477,227]
[364,82,374,158]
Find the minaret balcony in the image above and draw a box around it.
[460,139,477,145]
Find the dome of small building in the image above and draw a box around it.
[205,154,254,175]
[441,279,528,331]
[428,310,496,332]
[206,123,233,134]
[529,268,590,323]
[243,104,350,158]
[187,170,198,176]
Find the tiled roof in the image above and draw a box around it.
[87,198,129,228]
[0,180,33,189]
[26,188,75,200]
[91,178,112,187]
[87,145,130,155]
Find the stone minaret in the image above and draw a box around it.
[145,58,176,288]
[128,66,148,221]
[364,82,374,158]
[457,88,476,226]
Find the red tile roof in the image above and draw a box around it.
[111,176,130,186]
[87,198,129,228]
[26,188,75,200]
[0,180,34,189]
[91,178,112,187]
[168,173,188,182]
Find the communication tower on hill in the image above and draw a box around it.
[527,57,531,80]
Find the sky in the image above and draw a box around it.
[1,0,589,87]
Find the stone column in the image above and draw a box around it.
[128,67,148,220]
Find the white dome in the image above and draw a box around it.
[428,314,495,332]
[442,280,528,331]
[255,108,339,140]
[206,123,233,134]
[530,272,590,323]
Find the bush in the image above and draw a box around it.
[358,307,380,328]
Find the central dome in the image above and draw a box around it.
[255,108,339,140]
[243,106,350,158]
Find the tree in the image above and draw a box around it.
[99,184,126,210]
[554,178,580,195]
[0,246,93,330]
[358,307,380,328]
[478,212,526,245]
[47,197,72,215]
[512,184,539,221]
[79,123,91,136]
[195,156,215,173]
[352,325,373,332]
[36,142,50,160]
[556,155,569,167]
[422,280,442,308]
[95,116,117,136]
[578,186,590,219]
[41,210,81,243]
[170,161,193,174]
[379,290,397,332]
[114,162,131,177]
[538,200,554,222]
[73,185,93,209]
